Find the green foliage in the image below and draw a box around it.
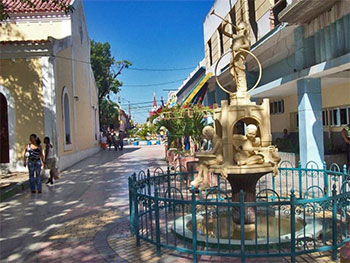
[99,99,119,127]
[90,40,131,103]
[136,123,156,140]
[154,104,208,149]
[90,40,131,127]
[0,0,74,21]
[184,104,206,144]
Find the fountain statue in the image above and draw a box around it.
[191,8,281,228]
[190,126,224,189]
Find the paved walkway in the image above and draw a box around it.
[0,145,340,263]
[0,145,165,263]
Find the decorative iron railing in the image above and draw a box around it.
[128,162,350,263]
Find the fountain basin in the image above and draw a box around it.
[172,211,323,246]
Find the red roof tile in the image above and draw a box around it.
[0,39,50,45]
[2,0,72,14]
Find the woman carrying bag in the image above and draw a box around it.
[24,134,44,193]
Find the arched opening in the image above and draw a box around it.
[0,93,10,163]
[62,88,72,145]
[233,117,261,137]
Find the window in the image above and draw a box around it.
[322,110,328,126]
[218,27,224,56]
[323,107,349,127]
[340,108,347,125]
[229,7,236,34]
[270,99,284,114]
[62,88,72,146]
[330,108,340,126]
[94,108,98,141]
[331,109,339,126]
[248,0,258,39]
[208,39,213,66]
[272,0,287,27]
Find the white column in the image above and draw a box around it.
[297,78,324,168]
[41,57,57,144]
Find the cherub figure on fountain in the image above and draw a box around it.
[233,124,265,166]
[191,126,223,190]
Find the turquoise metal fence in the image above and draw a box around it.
[129,163,350,263]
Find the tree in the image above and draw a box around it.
[90,40,131,127]
[0,0,74,21]
[99,99,120,128]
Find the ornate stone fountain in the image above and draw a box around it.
[191,8,281,228]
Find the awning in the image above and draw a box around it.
[181,73,212,106]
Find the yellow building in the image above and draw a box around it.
[0,0,100,172]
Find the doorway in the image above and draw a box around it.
[0,93,10,163]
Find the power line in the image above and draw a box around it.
[130,105,154,110]
[53,55,195,74]
[52,54,187,87]
[123,78,186,87]
[52,55,91,65]
[120,100,157,106]
[127,66,196,72]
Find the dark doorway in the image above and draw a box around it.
[0,93,10,163]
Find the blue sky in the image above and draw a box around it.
[84,0,214,123]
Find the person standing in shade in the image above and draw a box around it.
[118,130,124,150]
[341,124,350,166]
[113,131,119,151]
[100,133,107,150]
[44,137,59,185]
[24,134,44,193]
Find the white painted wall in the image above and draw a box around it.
[203,0,238,43]
[41,56,58,145]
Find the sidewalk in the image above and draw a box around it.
[0,145,166,263]
[0,172,31,200]
[0,145,341,263]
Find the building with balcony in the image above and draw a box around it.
[203,0,350,167]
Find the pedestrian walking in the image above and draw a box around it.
[24,134,44,193]
[107,131,113,150]
[341,123,350,166]
[44,137,59,185]
[100,133,107,150]
[118,130,124,150]
[113,132,119,151]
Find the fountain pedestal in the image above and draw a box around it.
[212,164,273,225]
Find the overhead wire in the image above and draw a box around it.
[120,100,159,106]
[52,54,190,87]
[123,78,186,87]
[127,66,196,72]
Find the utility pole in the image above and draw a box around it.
[117,91,121,106]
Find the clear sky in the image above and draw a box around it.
[84,0,214,123]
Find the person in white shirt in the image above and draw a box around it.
[44,137,59,185]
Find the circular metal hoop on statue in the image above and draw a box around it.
[214,48,262,95]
